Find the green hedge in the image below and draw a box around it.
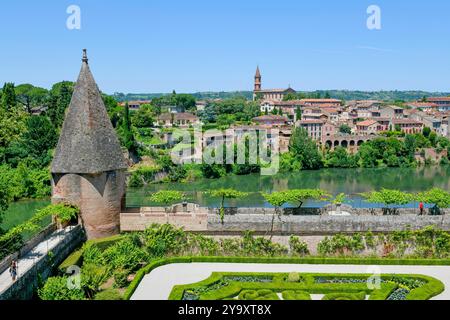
[124,256,448,300]
[169,272,443,301]
[406,275,445,300]
[322,292,366,300]
[282,291,311,300]
[124,257,192,300]
[58,248,84,273]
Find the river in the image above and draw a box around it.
[127,165,450,208]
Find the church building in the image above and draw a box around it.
[253,66,296,102]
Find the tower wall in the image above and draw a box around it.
[52,170,126,239]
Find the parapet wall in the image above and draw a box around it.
[0,225,86,300]
[120,206,208,232]
[120,206,450,234]
[208,214,450,235]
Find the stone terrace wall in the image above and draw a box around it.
[120,206,450,234]
[208,214,450,235]
[120,206,208,232]
[215,206,450,216]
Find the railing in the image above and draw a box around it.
[0,224,56,275]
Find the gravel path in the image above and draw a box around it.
[131,262,450,300]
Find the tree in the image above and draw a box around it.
[325,147,359,168]
[21,116,58,166]
[1,83,17,111]
[15,84,48,114]
[289,128,323,169]
[46,81,73,128]
[119,103,136,152]
[263,191,290,238]
[417,188,450,215]
[208,188,249,224]
[102,94,122,128]
[403,135,417,160]
[284,189,331,208]
[339,124,352,134]
[132,104,155,128]
[422,127,431,138]
[149,190,184,212]
[0,176,10,227]
[295,106,302,121]
[361,189,414,215]
[175,94,196,112]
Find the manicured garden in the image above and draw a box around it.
[168,271,444,300]
[38,223,450,301]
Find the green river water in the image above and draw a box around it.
[2,166,449,230]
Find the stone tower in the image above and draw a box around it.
[51,49,128,239]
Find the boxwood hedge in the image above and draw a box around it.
[118,255,448,300]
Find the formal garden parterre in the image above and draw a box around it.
[168,271,444,300]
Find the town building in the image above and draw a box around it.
[296,120,326,140]
[300,99,342,108]
[426,97,450,112]
[356,120,384,135]
[119,100,151,110]
[379,105,405,119]
[252,115,289,127]
[157,112,200,128]
[391,119,423,134]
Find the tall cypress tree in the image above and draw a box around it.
[1,83,17,111]
[122,102,135,152]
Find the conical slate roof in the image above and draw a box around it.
[51,50,128,174]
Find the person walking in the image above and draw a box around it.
[9,260,18,282]
[419,202,424,215]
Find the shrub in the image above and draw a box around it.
[287,272,300,283]
[38,276,85,300]
[282,290,311,300]
[102,237,148,271]
[94,289,123,300]
[82,243,104,265]
[114,269,130,288]
[289,236,310,256]
[144,224,188,257]
[239,289,279,300]
[81,263,110,299]
[322,291,366,300]
[40,203,78,224]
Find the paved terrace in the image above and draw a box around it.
[131,262,450,300]
[0,226,76,296]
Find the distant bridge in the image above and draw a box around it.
[322,135,379,152]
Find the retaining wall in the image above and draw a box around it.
[0,225,86,300]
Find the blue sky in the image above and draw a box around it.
[1,0,450,93]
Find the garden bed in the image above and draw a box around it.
[168,272,443,301]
